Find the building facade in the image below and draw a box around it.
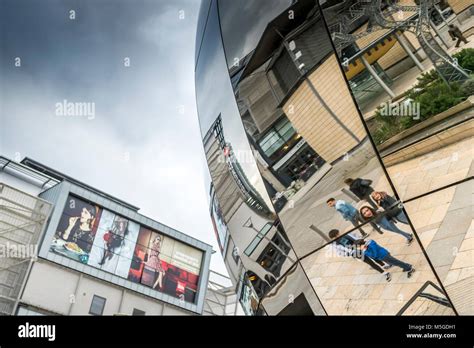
[0,156,237,316]
[195,0,473,315]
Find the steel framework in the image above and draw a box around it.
[0,183,51,315]
[328,0,470,84]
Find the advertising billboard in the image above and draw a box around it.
[49,195,203,303]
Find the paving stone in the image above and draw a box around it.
[431,207,472,241]
[447,181,474,212]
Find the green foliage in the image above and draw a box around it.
[415,69,439,88]
[453,48,474,72]
[460,78,474,96]
[370,50,474,145]
[408,80,465,119]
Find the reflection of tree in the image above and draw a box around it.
[211,115,273,218]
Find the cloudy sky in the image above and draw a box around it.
[0,0,228,275]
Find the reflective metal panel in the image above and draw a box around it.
[398,282,456,315]
[218,0,294,69]
[195,0,298,301]
[300,219,453,315]
[319,0,474,201]
[404,180,473,315]
[195,0,462,315]
[261,264,325,315]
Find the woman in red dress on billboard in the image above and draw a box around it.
[146,235,165,290]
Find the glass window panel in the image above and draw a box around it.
[89,295,106,316]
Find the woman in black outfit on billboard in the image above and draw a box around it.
[99,216,129,265]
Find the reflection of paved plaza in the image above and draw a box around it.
[387,136,473,200]
[279,140,392,256]
[302,225,441,315]
[401,284,455,315]
[405,180,473,314]
[389,132,473,314]
[280,133,471,314]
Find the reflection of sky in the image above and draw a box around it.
[195,1,273,210]
[218,0,293,68]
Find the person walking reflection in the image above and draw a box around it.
[362,239,415,278]
[329,229,392,282]
[327,198,382,236]
[344,177,378,209]
[371,191,409,224]
[359,206,413,245]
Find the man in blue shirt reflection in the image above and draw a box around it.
[327,198,381,236]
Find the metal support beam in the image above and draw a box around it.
[429,19,450,49]
[309,225,331,242]
[395,32,425,71]
[12,257,34,315]
[360,55,396,99]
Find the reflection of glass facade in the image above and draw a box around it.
[196,0,472,315]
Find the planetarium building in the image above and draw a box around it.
[195,0,473,315]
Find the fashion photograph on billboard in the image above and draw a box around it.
[49,195,203,304]
[50,196,102,264]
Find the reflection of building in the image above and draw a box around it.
[234,3,367,168]
[195,0,469,316]
[0,155,236,316]
[323,0,471,111]
[204,115,273,221]
[203,114,300,308]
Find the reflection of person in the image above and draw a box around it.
[448,24,468,48]
[344,178,377,209]
[359,206,413,245]
[99,216,129,265]
[327,198,382,236]
[146,236,165,290]
[329,229,391,282]
[371,191,409,224]
[362,239,415,278]
[61,206,97,252]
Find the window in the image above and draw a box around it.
[244,223,273,256]
[132,308,146,316]
[89,295,106,316]
[258,117,298,161]
[271,49,300,95]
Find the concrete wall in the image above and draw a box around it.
[21,262,78,315]
[21,260,192,315]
